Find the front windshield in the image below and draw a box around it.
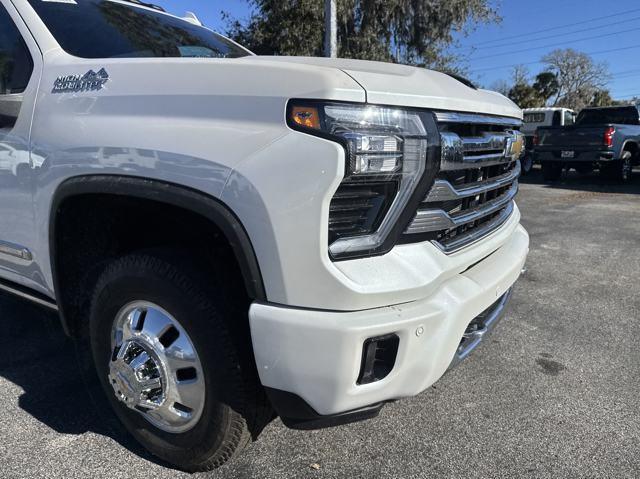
[27,0,250,59]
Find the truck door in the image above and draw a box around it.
[0,1,43,289]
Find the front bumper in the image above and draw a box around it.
[249,224,529,424]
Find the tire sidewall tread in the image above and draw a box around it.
[89,253,258,471]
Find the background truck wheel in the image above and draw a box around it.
[542,162,563,181]
[521,154,534,175]
[89,253,271,472]
[600,152,633,183]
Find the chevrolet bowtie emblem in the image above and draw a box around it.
[52,68,109,93]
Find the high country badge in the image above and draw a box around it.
[52,68,109,93]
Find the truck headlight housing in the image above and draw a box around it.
[288,101,437,259]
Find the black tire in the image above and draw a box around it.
[600,151,633,183]
[89,253,271,471]
[521,153,534,175]
[542,162,563,181]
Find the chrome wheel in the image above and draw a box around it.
[109,301,205,433]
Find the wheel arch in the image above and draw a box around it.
[50,175,266,336]
[621,140,639,157]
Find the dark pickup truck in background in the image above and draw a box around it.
[535,105,640,182]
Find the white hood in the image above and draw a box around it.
[251,56,522,120]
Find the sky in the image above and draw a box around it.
[153,0,640,100]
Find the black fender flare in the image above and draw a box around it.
[50,175,266,333]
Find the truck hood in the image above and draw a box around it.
[249,56,522,120]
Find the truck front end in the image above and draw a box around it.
[240,65,530,428]
[14,0,529,466]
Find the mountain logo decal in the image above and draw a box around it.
[52,68,109,93]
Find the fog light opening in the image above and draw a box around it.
[357,334,400,385]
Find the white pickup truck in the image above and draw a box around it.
[0,0,529,471]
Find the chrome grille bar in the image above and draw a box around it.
[434,202,514,253]
[435,111,522,127]
[406,181,518,234]
[441,130,524,171]
[425,161,521,202]
[462,132,510,153]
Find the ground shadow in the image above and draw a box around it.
[520,165,640,195]
[0,290,168,468]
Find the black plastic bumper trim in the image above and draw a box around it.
[265,387,384,430]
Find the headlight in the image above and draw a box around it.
[288,101,435,259]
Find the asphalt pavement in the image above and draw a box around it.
[0,167,639,479]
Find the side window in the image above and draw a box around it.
[552,111,562,126]
[0,5,32,95]
[0,4,33,128]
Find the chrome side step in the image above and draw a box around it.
[0,278,58,311]
[448,288,513,370]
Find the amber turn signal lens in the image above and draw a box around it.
[290,106,321,129]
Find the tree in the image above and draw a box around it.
[489,79,510,96]
[542,49,610,111]
[225,0,500,70]
[511,65,530,86]
[508,83,541,109]
[532,71,559,105]
[590,89,620,107]
[506,65,546,109]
